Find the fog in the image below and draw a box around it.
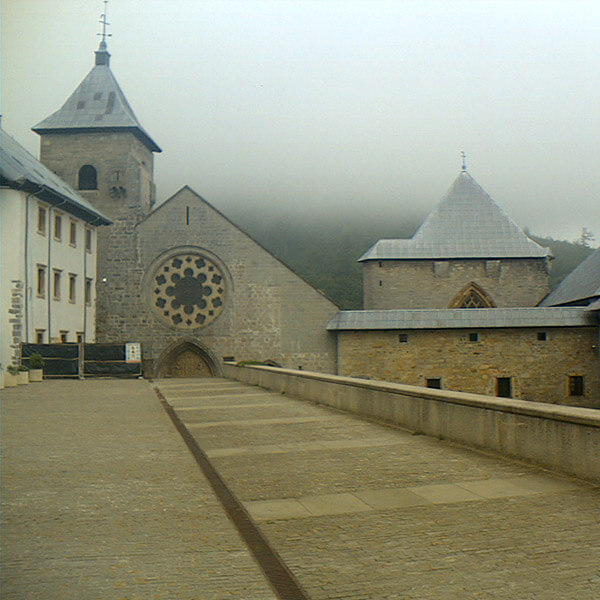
[2,0,599,242]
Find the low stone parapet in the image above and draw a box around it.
[223,363,600,484]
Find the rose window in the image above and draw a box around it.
[151,253,226,329]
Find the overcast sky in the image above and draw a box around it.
[2,0,599,242]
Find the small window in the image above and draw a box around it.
[378,261,383,268]
[54,213,62,240]
[399,333,408,343]
[468,332,479,342]
[426,378,441,389]
[69,220,77,246]
[496,377,512,398]
[85,278,93,305]
[35,329,45,344]
[379,280,383,286]
[53,269,62,300]
[37,265,47,297]
[68,274,77,303]
[569,376,584,397]
[78,165,98,190]
[76,332,85,343]
[37,205,47,234]
[537,331,547,341]
[85,228,93,253]
[59,331,68,343]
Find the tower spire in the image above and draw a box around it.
[95,0,112,66]
[460,150,467,172]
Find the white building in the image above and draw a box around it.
[1,128,111,373]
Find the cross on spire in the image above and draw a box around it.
[98,0,112,47]
[460,151,467,172]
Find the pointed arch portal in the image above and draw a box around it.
[449,282,495,308]
[156,341,218,378]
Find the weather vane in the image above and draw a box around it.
[460,151,467,172]
[98,0,112,44]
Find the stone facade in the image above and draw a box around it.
[363,258,550,309]
[335,327,599,407]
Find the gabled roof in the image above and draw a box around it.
[327,307,597,331]
[539,248,600,307]
[0,128,111,225]
[360,171,551,261]
[32,44,161,153]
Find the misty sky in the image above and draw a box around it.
[2,0,599,243]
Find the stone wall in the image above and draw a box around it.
[223,363,600,484]
[363,258,551,309]
[334,326,599,407]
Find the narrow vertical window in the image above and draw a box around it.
[85,278,93,305]
[37,265,47,298]
[78,165,98,190]
[37,205,47,234]
[496,377,512,398]
[186,206,190,225]
[54,213,62,240]
[69,274,77,303]
[53,269,62,300]
[569,376,584,397]
[85,228,93,253]
[70,220,77,246]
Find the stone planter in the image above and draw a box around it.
[29,369,44,382]
[3,373,18,388]
[17,371,29,385]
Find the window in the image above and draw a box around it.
[69,220,77,246]
[78,165,98,190]
[85,278,93,305]
[76,332,85,343]
[53,269,62,300]
[569,376,584,397]
[37,265,47,298]
[37,205,47,234]
[399,333,408,343]
[54,213,62,240]
[379,280,383,286]
[69,274,77,303]
[537,331,547,341]
[450,282,494,308]
[35,330,45,344]
[426,378,441,389]
[496,377,512,398]
[468,332,479,342]
[85,228,93,253]
[59,331,68,343]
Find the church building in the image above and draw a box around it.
[32,41,338,377]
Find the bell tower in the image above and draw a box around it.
[33,33,162,340]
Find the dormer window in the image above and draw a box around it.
[78,165,98,190]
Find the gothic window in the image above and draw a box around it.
[150,252,227,330]
[449,282,495,308]
[78,165,98,190]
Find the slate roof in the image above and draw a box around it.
[0,129,111,225]
[539,248,600,307]
[360,171,551,261]
[32,45,161,153]
[327,307,597,330]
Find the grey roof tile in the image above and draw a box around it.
[32,51,160,153]
[327,307,597,330]
[540,248,600,307]
[360,171,551,261]
[0,129,111,225]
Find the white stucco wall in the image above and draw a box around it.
[1,187,99,374]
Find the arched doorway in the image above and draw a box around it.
[156,341,218,378]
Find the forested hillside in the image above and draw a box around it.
[228,207,595,309]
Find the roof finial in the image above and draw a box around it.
[95,0,112,66]
[460,150,467,172]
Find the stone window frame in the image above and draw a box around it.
[35,329,45,344]
[78,164,98,190]
[54,212,63,242]
[69,219,77,247]
[85,228,93,253]
[496,376,512,398]
[76,332,85,343]
[568,375,585,397]
[37,264,47,298]
[37,204,47,235]
[68,273,77,303]
[449,282,495,309]
[59,330,69,343]
[53,269,62,300]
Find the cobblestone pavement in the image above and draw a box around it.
[157,378,600,600]
[1,379,277,600]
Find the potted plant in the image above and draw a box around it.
[4,364,19,387]
[28,353,45,382]
[17,364,30,385]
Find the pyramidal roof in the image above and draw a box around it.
[32,43,161,153]
[539,248,600,307]
[360,171,551,261]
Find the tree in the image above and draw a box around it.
[576,227,596,247]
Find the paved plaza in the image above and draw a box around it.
[2,378,599,599]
